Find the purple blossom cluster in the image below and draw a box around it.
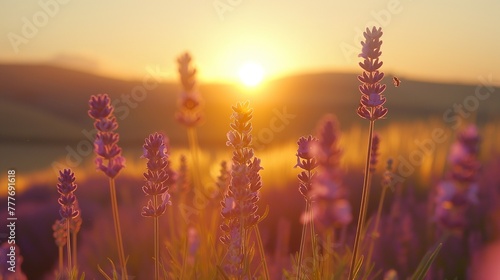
[435,125,481,232]
[295,135,318,200]
[220,102,263,277]
[305,115,353,230]
[357,27,388,121]
[56,169,80,220]
[176,52,204,127]
[141,133,173,217]
[88,94,125,178]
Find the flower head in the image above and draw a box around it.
[177,52,197,93]
[434,125,482,233]
[357,27,388,121]
[448,125,481,183]
[141,133,173,217]
[312,114,342,171]
[88,94,125,178]
[176,52,204,127]
[56,169,79,219]
[52,219,67,247]
[305,115,352,229]
[295,135,319,200]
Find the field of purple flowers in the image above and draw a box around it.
[2,27,500,280]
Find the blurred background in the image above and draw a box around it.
[1,0,500,279]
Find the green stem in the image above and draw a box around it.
[324,228,334,278]
[348,119,375,280]
[109,178,128,280]
[187,127,202,192]
[154,195,160,280]
[189,127,216,277]
[58,245,63,276]
[180,233,189,280]
[297,201,309,280]
[308,200,318,278]
[66,218,73,279]
[364,182,388,277]
[254,225,270,280]
[72,227,78,270]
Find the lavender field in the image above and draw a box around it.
[2,2,500,280]
[1,46,500,279]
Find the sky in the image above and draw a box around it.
[1,0,500,85]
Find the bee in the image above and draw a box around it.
[393,77,401,87]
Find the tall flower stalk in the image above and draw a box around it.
[56,169,80,278]
[88,94,128,280]
[52,219,66,275]
[308,115,352,235]
[176,52,204,193]
[220,102,268,279]
[349,26,387,280]
[295,135,319,280]
[141,133,172,280]
[365,158,392,277]
[434,125,481,233]
[70,201,82,269]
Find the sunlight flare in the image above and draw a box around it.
[239,62,264,87]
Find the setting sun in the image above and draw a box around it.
[239,62,264,87]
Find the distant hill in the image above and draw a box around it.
[1,64,499,172]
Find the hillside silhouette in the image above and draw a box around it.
[1,64,498,172]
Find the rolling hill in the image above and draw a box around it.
[0,64,499,172]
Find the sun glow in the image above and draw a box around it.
[239,62,264,87]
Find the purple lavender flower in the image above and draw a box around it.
[357,27,387,121]
[141,133,172,217]
[53,219,67,248]
[220,102,263,278]
[55,169,80,276]
[306,115,353,230]
[296,135,319,200]
[435,125,481,232]
[350,27,387,279]
[57,169,79,219]
[176,52,204,127]
[88,94,125,178]
[448,124,481,182]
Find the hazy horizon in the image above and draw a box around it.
[1,61,496,88]
[1,1,500,86]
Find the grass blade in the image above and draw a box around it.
[411,242,443,280]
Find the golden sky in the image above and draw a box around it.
[1,0,499,85]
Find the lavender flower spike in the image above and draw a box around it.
[357,27,388,121]
[220,101,266,278]
[57,169,79,219]
[141,132,173,280]
[88,94,129,279]
[176,52,204,127]
[141,132,172,217]
[88,94,125,178]
[296,135,319,200]
[56,169,79,276]
[349,26,387,279]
